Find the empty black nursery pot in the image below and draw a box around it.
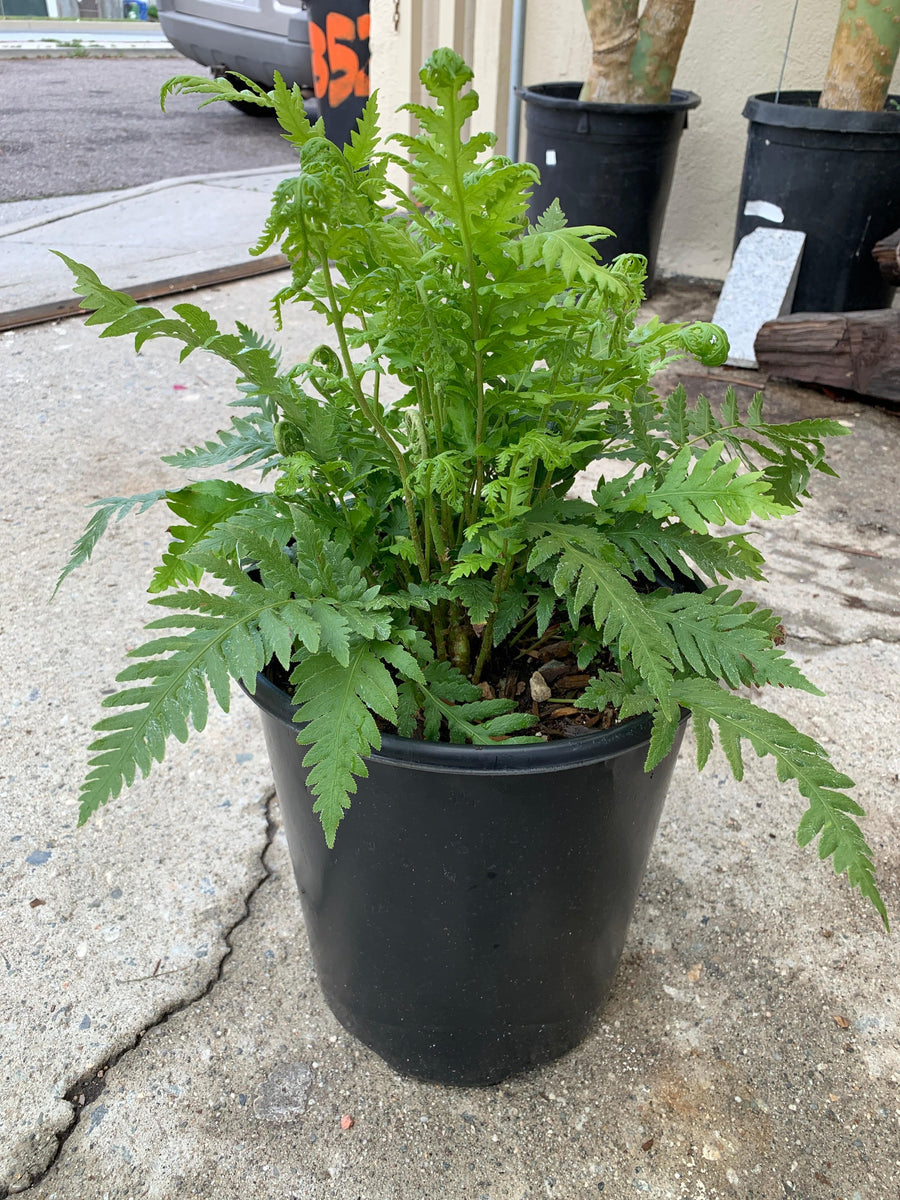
[735,92,900,313]
[517,83,700,293]
[246,671,687,1086]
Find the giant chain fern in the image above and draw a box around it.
[58,50,884,923]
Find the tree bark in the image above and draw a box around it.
[755,310,900,402]
[580,0,695,105]
[820,0,900,112]
[580,0,641,104]
[628,0,695,102]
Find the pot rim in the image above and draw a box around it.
[515,82,700,117]
[743,91,900,135]
[242,671,684,776]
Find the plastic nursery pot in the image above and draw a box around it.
[306,0,370,148]
[245,671,687,1086]
[734,92,900,313]
[516,83,700,294]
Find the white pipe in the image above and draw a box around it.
[506,0,526,160]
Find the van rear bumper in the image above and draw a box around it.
[158,8,312,90]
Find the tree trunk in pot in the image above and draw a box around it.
[819,0,900,112]
[580,0,695,104]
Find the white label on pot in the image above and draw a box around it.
[545,149,557,166]
[744,199,784,224]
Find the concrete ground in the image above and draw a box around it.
[1,175,898,1200]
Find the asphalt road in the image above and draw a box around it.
[0,56,293,204]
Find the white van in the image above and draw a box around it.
[157,0,313,104]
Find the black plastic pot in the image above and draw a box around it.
[735,92,900,313]
[246,672,686,1085]
[306,0,369,148]
[516,83,700,293]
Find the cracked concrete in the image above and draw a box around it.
[17,788,278,1196]
[2,269,899,1199]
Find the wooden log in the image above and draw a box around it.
[755,310,900,402]
[872,228,900,286]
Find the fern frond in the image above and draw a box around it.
[78,575,319,825]
[59,257,297,417]
[604,513,766,584]
[149,481,266,594]
[162,414,277,473]
[416,660,538,744]
[645,443,790,533]
[672,677,886,927]
[271,71,322,148]
[55,490,167,595]
[649,586,821,693]
[290,644,400,846]
[524,522,679,716]
[344,90,381,171]
[161,71,273,111]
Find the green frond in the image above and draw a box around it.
[161,71,273,111]
[55,490,168,595]
[450,577,495,625]
[645,443,791,533]
[344,90,381,171]
[604,513,766,584]
[673,677,886,927]
[271,71,321,147]
[162,414,277,473]
[290,644,401,845]
[149,481,267,594]
[415,660,538,745]
[78,575,317,825]
[524,522,679,716]
[649,586,822,693]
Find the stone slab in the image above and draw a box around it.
[713,228,806,368]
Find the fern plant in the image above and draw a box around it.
[57,49,885,926]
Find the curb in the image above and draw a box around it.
[0,44,174,58]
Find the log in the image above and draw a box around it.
[755,310,900,402]
[872,228,900,286]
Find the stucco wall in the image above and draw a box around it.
[372,0,900,282]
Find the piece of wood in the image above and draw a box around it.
[755,310,900,402]
[0,254,289,334]
[872,228,900,287]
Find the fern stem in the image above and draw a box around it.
[318,254,431,581]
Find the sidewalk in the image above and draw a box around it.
[0,166,296,328]
[0,18,172,58]
[0,172,898,1198]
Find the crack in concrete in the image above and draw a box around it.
[4,788,278,1199]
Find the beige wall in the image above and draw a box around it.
[371,0,900,282]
